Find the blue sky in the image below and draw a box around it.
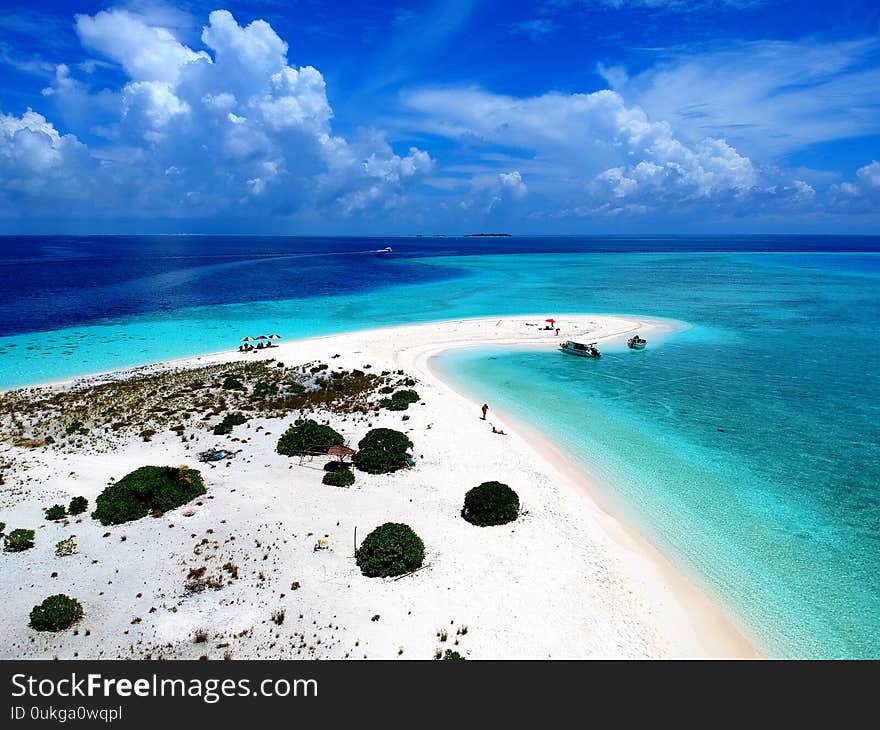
[1,0,879,234]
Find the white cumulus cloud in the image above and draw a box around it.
[3,8,432,223]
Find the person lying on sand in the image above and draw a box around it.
[492,426,507,435]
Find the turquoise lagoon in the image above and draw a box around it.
[1,242,878,657]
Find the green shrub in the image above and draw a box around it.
[92,466,206,525]
[213,412,247,435]
[0,521,5,536]
[276,419,343,457]
[442,649,465,660]
[68,496,88,515]
[29,594,83,631]
[379,389,421,411]
[45,504,67,521]
[379,385,394,394]
[355,523,424,577]
[4,528,35,552]
[65,420,84,435]
[251,382,278,400]
[323,469,355,487]
[56,536,77,557]
[222,376,245,390]
[353,428,412,474]
[395,390,420,403]
[462,481,520,526]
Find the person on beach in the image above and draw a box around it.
[555,327,560,336]
[481,403,488,420]
[492,426,506,435]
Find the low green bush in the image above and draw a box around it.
[44,504,66,521]
[251,382,278,400]
[442,649,465,661]
[29,594,83,631]
[92,466,206,525]
[0,521,5,535]
[5,528,35,552]
[353,428,412,474]
[276,419,343,457]
[68,496,88,515]
[379,389,421,411]
[213,412,247,435]
[355,523,424,577]
[56,536,77,557]
[462,481,520,526]
[323,469,355,487]
[222,376,245,390]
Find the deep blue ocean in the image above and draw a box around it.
[1,234,878,657]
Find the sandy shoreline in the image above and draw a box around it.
[0,314,756,659]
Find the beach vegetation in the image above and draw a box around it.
[5,528,35,551]
[276,419,344,457]
[0,358,419,457]
[55,536,77,556]
[0,522,4,535]
[355,522,424,577]
[379,389,421,411]
[353,428,412,474]
[441,649,465,660]
[462,481,520,526]
[251,381,278,400]
[213,412,247,435]
[222,376,245,391]
[323,468,355,487]
[30,594,83,631]
[65,420,85,436]
[92,466,206,525]
[68,496,88,515]
[45,504,67,521]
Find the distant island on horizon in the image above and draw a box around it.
[464,233,512,237]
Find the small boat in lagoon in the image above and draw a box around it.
[559,340,601,358]
[627,336,647,350]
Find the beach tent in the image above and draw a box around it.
[328,445,356,462]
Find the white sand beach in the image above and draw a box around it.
[0,315,755,659]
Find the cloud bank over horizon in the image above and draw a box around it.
[0,3,878,234]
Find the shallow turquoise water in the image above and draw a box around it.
[435,254,880,658]
[1,246,878,657]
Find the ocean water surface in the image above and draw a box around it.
[1,235,878,657]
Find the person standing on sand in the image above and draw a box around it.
[481,403,488,420]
